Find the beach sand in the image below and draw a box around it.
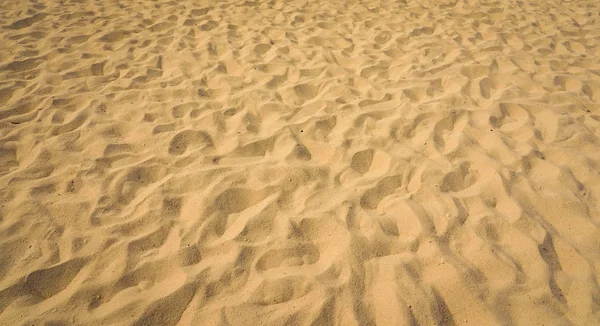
[1,0,600,324]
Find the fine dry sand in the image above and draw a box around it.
[1,0,600,325]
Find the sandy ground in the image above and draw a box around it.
[1,0,600,325]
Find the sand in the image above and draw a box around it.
[1,0,600,324]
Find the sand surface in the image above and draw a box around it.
[1,0,600,325]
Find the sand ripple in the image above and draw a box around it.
[1,0,600,324]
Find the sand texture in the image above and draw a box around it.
[1,0,600,325]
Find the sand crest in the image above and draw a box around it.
[1,0,600,325]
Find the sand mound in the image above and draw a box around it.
[1,0,600,324]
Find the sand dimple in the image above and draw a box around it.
[351,149,375,174]
[1,0,600,324]
[168,130,213,155]
[25,259,86,300]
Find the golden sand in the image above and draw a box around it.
[1,0,600,324]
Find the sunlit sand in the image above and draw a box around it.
[1,0,600,324]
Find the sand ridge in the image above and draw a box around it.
[1,0,600,324]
